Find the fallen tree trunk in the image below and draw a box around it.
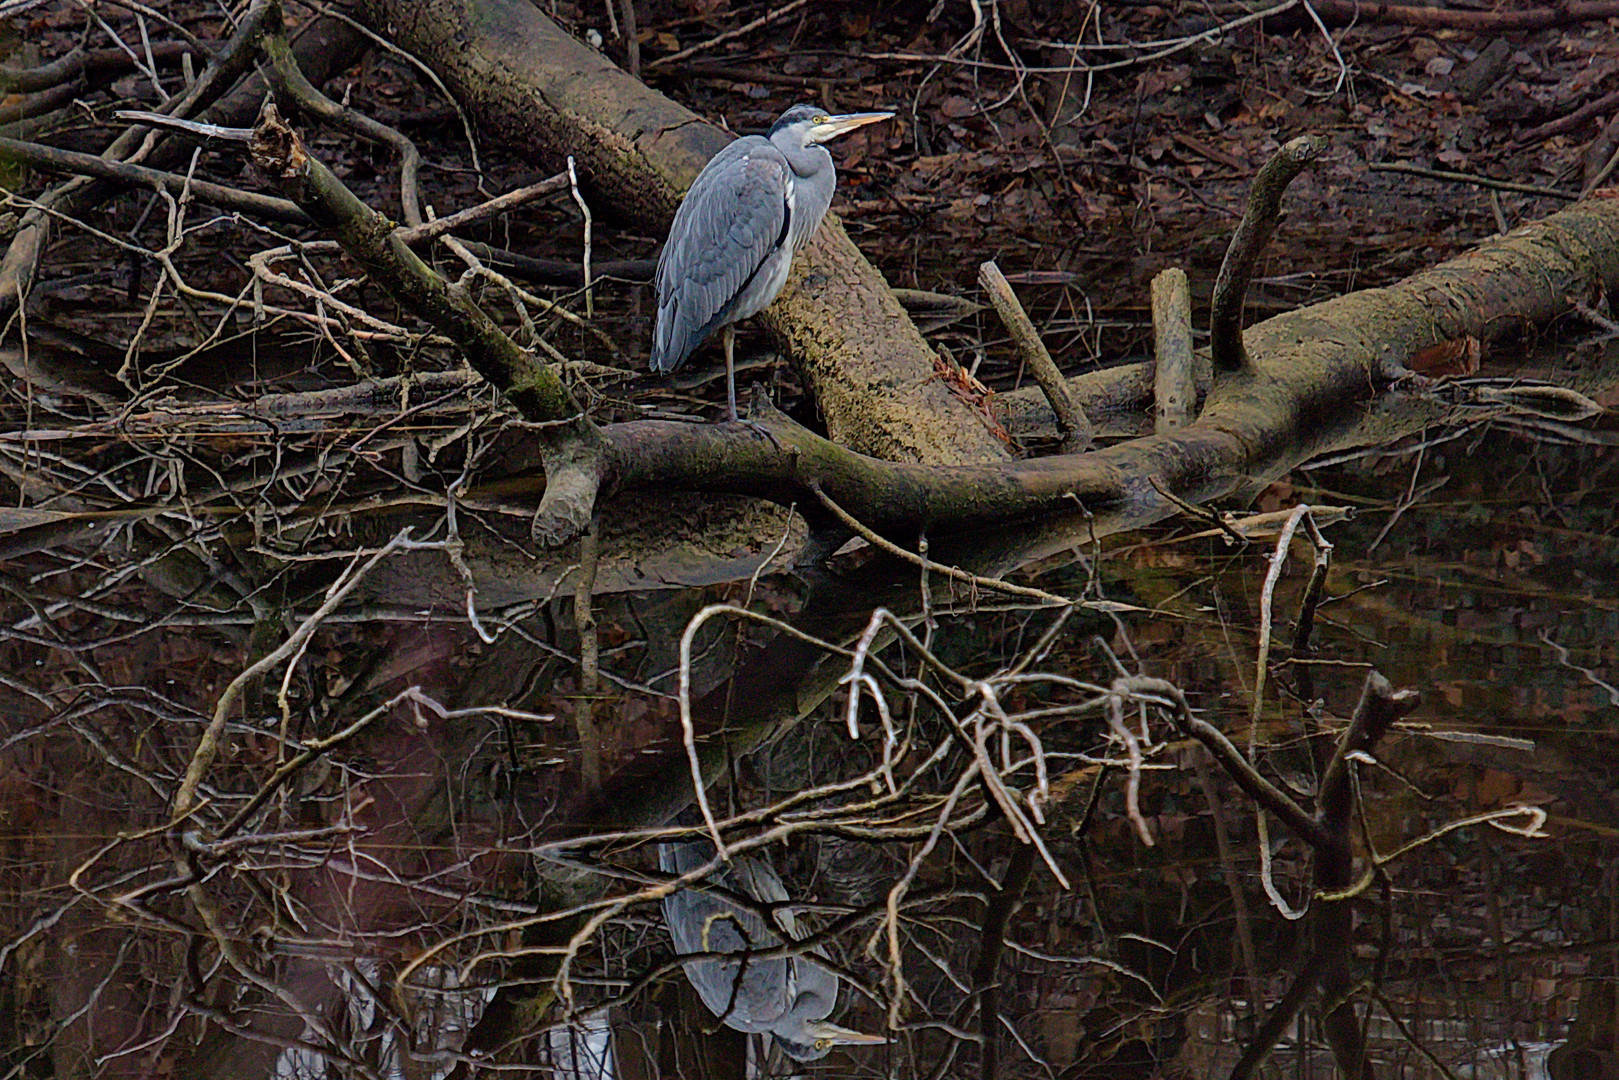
[332,0,1617,554]
[564,194,1619,545]
[12,5,1613,585]
[351,0,1011,466]
[245,71,1619,576]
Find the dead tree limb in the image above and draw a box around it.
[248,104,584,431]
[1150,267,1196,431]
[1312,673,1420,1080]
[0,41,195,93]
[1287,0,1619,31]
[0,133,312,225]
[972,843,1036,1080]
[247,88,605,545]
[261,26,426,227]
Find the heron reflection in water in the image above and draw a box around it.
[659,838,885,1062]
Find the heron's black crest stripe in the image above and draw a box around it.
[775,189,792,251]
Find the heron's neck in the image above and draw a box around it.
[786,143,833,179]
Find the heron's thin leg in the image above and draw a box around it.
[722,324,738,421]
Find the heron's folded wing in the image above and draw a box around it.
[659,840,794,1027]
[651,141,792,373]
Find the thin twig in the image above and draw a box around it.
[646,0,814,69]
[1251,504,1313,729]
[396,174,569,244]
[567,155,594,319]
[810,483,1078,607]
[1368,161,1576,200]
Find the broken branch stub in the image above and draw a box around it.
[1150,267,1196,431]
[979,259,1093,453]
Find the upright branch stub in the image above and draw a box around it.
[1317,671,1420,844]
[1210,134,1330,372]
[1150,266,1196,430]
[978,259,1094,452]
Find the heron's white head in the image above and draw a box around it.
[776,1017,888,1061]
[769,104,894,148]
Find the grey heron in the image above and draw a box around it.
[651,104,894,420]
[658,838,885,1062]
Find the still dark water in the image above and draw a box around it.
[2,374,1614,1080]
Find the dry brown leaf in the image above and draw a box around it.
[1409,335,1480,376]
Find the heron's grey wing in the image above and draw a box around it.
[659,840,792,1031]
[785,955,841,1024]
[731,854,791,907]
[659,842,785,954]
[651,139,793,373]
[732,852,841,1026]
[658,836,716,878]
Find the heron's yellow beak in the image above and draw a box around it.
[803,1018,889,1045]
[808,111,894,143]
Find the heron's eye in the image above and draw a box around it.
[814,115,830,124]
[816,1038,831,1050]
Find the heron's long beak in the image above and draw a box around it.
[802,1018,889,1045]
[809,111,894,143]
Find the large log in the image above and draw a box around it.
[571,195,1619,544]
[354,0,1011,466]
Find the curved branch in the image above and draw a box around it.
[1210,134,1329,372]
[261,20,426,227]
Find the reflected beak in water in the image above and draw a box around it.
[803,1018,888,1046]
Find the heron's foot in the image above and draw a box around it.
[726,384,786,448]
